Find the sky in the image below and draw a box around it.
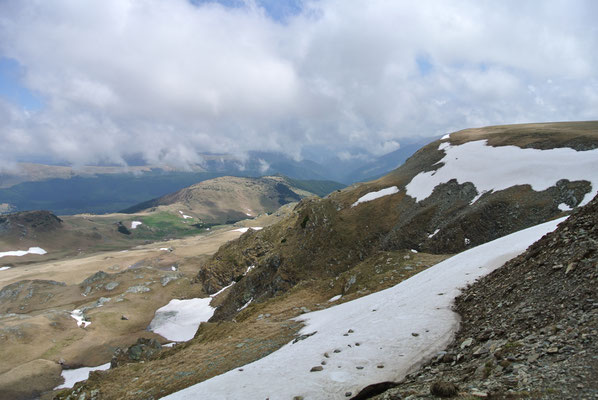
[0,0,596,169]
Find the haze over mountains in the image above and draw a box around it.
[0,142,434,216]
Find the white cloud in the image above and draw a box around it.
[0,0,596,167]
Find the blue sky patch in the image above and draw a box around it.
[0,57,43,111]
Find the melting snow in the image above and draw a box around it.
[210,282,235,298]
[411,249,418,253]
[558,203,572,211]
[182,215,193,219]
[428,229,440,238]
[164,217,564,400]
[232,227,263,233]
[352,186,399,207]
[70,309,91,328]
[131,221,142,229]
[0,266,10,271]
[55,363,111,389]
[406,140,598,205]
[238,298,253,311]
[148,298,216,342]
[328,295,342,303]
[441,133,451,140]
[244,265,255,275]
[0,247,47,258]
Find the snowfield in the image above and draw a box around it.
[148,298,216,342]
[405,140,598,204]
[131,221,143,229]
[352,186,399,207]
[0,247,47,258]
[55,363,110,390]
[164,217,565,400]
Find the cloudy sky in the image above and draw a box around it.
[0,0,596,168]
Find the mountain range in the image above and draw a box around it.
[0,121,596,400]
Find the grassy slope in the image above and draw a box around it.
[120,175,345,225]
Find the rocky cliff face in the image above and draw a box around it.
[371,193,598,399]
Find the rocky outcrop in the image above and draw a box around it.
[0,210,62,237]
[111,338,163,368]
[371,193,598,399]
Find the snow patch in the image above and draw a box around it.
[164,217,564,400]
[232,227,263,233]
[328,295,342,303]
[0,247,47,258]
[210,282,235,298]
[244,265,255,275]
[406,140,598,205]
[130,221,142,229]
[71,309,91,328]
[558,203,572,211]
[237,298,253,311]
[148,298,215,342]
[0,266,10,271]
[55,363,111,389]
[352,186,399,207]
[428,229,440,238]
[182,215,193,219]
[441,133,451,140]
[410,249,418,253]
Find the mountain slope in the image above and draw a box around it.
[121,175,344,224]
[49,121,598,400]
[163,218,564,400]
[375,191,598,399]
[198,121,598,321]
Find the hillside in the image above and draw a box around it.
[50,121,598,399]
[121,175,344,224]
[198,121,598,321]
[374,190,598,399]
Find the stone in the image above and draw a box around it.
[310,366,323,372]
[546,346,559,354]
[430,381,458,397]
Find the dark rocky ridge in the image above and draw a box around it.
[370,193,598,399]
[0,210,62,237]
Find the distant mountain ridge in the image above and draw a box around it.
[0,147,421,215]
[121,175,345,224]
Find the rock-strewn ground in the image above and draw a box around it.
[372,195,598,399]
